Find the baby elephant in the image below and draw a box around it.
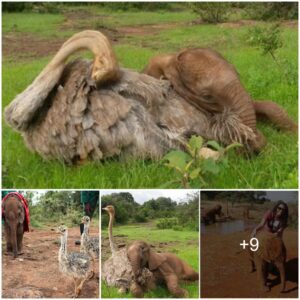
[201,204,223,225]
[127,241,198,297]
[2,193,29,258]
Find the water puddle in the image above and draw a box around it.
[201,220,253,235]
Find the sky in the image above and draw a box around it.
[265,191,298,202]
[101,189,199,204]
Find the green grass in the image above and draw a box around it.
[101,223,199,298]
[2,9,298,188]
[2,13,66,37]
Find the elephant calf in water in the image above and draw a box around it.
[127,241,199,297]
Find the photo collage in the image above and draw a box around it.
[1,1,299,299]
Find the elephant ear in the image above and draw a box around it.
[148,249,167,270]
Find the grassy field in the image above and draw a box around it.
[101,222,199,298]
[2,6,298,188]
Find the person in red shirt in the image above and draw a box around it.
[251,200,289,238]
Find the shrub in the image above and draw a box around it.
[190,2,230,23]
[156,217,178,229]
[245,2,298,20]
[133,211,147,223]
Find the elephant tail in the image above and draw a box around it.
[253,101,298,132]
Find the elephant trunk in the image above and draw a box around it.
[223,79,256,131]
[222,80,266,151]
[128,253,142,279]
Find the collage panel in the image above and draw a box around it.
[2,2,298,189]
[2,190,100,298]
[100,189,199,298]
[201,190,298,298]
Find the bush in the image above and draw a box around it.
[245,2,298,20]
[190,2,230,23]
[156,217,178,229]
[133,211,148,223]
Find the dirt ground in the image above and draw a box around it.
[201,201,298,298]
[2,226,99,298]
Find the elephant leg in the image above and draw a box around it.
[11,225,18,259]
[275,261,286,292]
[130,281,144,298]
[164,273,189,298]
[182,266,199,281]
[5,224,12,252]
[255,257,269,292]
[17,224,24,254]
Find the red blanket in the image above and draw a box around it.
[2,192,30,232]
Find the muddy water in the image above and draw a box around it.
[201,220,253,235]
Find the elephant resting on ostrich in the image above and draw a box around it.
[5,30,297,164]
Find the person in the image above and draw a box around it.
[251,200,289,238]
[75,191,99,245]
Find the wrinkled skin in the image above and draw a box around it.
[2,196,25,258]
[143,48,297,152]
[249,232,286,293]
[127,241,198,298]
[201,204,223,225]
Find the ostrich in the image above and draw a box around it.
[4,30,296,164]
[57,225,91,297]
[80,216,99,278]
[102,205,154,296]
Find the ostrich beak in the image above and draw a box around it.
[102,207,108,211]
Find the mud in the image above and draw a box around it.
[2,226,99,298]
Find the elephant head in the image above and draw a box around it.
[127,241,166,278]
[143,48,267,152]
[2,196,25,258]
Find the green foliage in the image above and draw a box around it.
[247,24,296,85]
[190,2,230,23]
[162,136,242,188]
[102,192,199,231]
[172,225,184,231]
[156,217,179,229]
[245,2,298,20]
[101,192,137,225]
[248,24,283,57]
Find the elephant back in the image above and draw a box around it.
[255,232,286,263]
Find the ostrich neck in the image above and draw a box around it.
[59,233,68,259]
[108,212,118,253]
[81,223,89,246]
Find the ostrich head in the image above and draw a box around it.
[102,205,115,216]
[81,216,91,224]
[57,225,68,236]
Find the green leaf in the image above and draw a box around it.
[202,158,220,175]
[162,150,191,172]
[190,168,201,179]
[224,142,243,153]
[206,140,222,151]
[188,135,203,153]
